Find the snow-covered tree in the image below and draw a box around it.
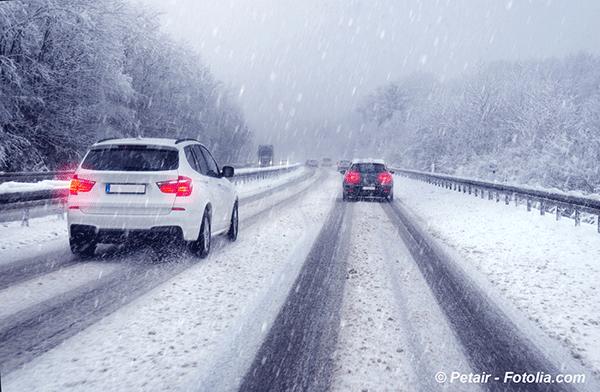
[0,0,251,171]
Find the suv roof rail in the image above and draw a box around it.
[95,137,119,144]
[175,138,198,144]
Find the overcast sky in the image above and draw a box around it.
[137,0,600,150]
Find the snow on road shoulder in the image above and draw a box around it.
[3,168,339,391]
[0,215,68,265]
[395,176,600,377]
[0,180,69,194]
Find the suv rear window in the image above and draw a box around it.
[81,145,179,171]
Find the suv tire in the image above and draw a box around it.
[189,210,211,258]
[227,202,238,241]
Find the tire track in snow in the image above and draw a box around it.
[330,201,476,392]
[237,191,350,392]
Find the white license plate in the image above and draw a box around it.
[106,184,146,194]
[362,186,376,190]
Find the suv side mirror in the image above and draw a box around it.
[221,165,234,178]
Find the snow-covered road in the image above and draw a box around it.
[1,167,599,391]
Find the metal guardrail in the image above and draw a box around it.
[0,164,301,211]
[0,170,74,183]
[393,168,600,233]
[232,164,300,184]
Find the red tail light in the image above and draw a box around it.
[345,170,361,185]
[69,175,96,195]
[157,176,193,197]
[378,172,393,186]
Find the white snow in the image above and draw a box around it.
[0,180,69,195]
[0,216,69,265]
[1,169,599,391]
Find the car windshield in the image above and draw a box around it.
[81,146,179,171]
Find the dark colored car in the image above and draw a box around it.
[337,159,351,172]
[342,159,394,202]
[307,159,319,167]
[322,158,332,166]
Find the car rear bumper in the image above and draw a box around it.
[70,224,184,244]
[67,210,200,241]
[343,185,393,198]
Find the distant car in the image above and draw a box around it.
[322,158,332,167]
[67,137,238,258]
[337,159,351,172]
[307,159,319,167]
[342,159,394,202]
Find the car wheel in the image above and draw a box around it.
[388,193,394,202]
[189,210,211,258]
[70,235,96,258]
[342,192,348,201]
[227,202,238,242]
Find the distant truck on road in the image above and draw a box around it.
[258,145,274,166]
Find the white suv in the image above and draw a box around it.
[67,137,238,258]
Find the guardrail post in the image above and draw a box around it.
[575,210,580,226]
[22,208,30,227]
[540,201,545,215]
[496,192,500,203]
[527,199,532,212]
[505,193,510,205]
[556,206,561,221]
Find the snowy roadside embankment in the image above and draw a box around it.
[396,176,600,377]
